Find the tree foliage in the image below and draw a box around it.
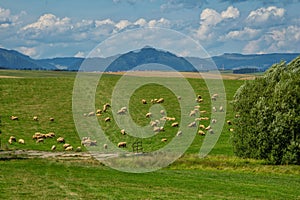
[232,56,300,164]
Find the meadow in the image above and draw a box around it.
[0,70,299,199]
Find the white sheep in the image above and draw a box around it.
[51,145,56,151]
[189,109,197,117]
[10,116,18,120]
[18,139,25,144]
[142,99,147,104]
[120,129,126,135]
[49,117,54,121]
[188,121,196,127]
[8,136,16,144]
[219,106,224,112]
[63,143,71,149]
[105,117,111,122]
[103,103,111,112]
[211,119,217,124]
[198,130,205,135]
[36,138,44,143]
[176,131,182,136]
[160,110,166,115]
[88,112,95,117]
[65,146,73,151]
[33,116,38,121]
[103,144,108,149]
[146,112,152,118]
[57,137,65,143]
[212,107,217,112]
[161,138,167,142]
[171,122,179,127]
[118,142,127,148]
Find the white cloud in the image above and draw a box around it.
[247,6,285,24]
[148,18,171,28]
[17,46,38,57]
[222,27,261,41]
[196,6,240,41]
[134,18,147,27]
[243,25,300,54]
[221,6,240,19]
[115,19,131,30]
[0,7,25,28]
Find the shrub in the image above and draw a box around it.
[232,56,300,164]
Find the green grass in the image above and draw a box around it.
[0,158,299,200]
[0,70,299,199]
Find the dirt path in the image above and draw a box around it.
[0,150,118,161]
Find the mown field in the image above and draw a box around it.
[0,70,299,199]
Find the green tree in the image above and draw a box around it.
[232,56,300,164]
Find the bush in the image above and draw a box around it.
[232,56,300,164]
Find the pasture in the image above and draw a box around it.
[0,70,299,199]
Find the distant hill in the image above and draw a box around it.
[0,48,56,70]
[0,47,299,73]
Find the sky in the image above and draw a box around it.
[0,0,300,58]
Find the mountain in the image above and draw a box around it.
[0,47,299,72]
[0,48,56,70]
[106,47,196,72]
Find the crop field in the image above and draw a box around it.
[0,70,299,199]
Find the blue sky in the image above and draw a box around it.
[0,0,299,58]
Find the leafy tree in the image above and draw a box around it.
[232,56,300,164]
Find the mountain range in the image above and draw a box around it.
[0,47,299,72]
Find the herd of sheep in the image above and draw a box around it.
[5,92,233,152]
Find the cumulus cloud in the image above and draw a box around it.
[222,27,261,41]
[243,25,300,54]
[0,7,25,28]
[196,6,240,40]
[148,18,171,28]
[221,6,240,19]
[247,6,285,25]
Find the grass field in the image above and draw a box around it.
[0,70,299,199]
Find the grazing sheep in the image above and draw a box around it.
[171,122,179,127]
[33,116,38,121]
[165,117,176,121]
[142,99,147,104]
[211,119,217,124]
[32,132,45,140]
[161,138,167,142]
[96,109,102,114]
[197,98,203,103]
[153,126,161,133]
[146,112,152,118]
[120,129,126,135]
[88,112,95,117]
[212,107,217,112]
[18,139,25,144]
[8,136,16,144]
[189,109,197,117]
[160,110,166,115]
[36,138,44,143]
[63,143,71,149]
[177,96,181,100]
[51,145,56,151]
[205,125,211,130]
[103,103,111,112]
[159,127,165,132]
[150,120,159,127]
[219,106,224,112]
[176,131,182,136]
[200,110,207,114]
[156,98,164,103]
[81,137,97,146]
[10,116,18,120]
[49,117,55,121]
[227,120,232,125]
[195,117,209,121]
[211,94,219,101]
[57,137,65,143]
[103,144,108,149]
[208,129,214,134]
[188,121,197,127]
[118,142,127,148]
[229,128,234,132]
[65,146,73,151]
[198,130,205,135]
[105,117,111,122]
[45,132,55,138]
[197,95,202,99]
[199,124,205,129]
[194,105,200,109]
[235,114,240,118]
[117,107,127,115]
